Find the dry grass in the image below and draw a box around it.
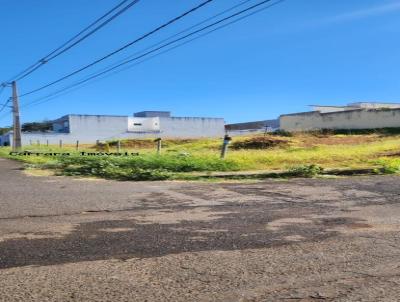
[2,132,400,178]
[294,133,385,147]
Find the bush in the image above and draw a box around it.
[231,136,289,150]
[287,164,323,177]
[62,166,171,181]
[57,156,171,180]
[380,166,398,174]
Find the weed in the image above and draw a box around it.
[287,164,323,177]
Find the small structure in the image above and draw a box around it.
[0,111,225,146]
[280,102,400,131]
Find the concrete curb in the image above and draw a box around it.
[186,167,385,179]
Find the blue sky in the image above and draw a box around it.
[1,0,400,126]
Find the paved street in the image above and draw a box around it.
[1,158,400,301]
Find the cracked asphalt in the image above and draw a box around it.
[0,158,400,301]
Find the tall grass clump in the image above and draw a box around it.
[56,153,241,180]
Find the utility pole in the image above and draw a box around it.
[12,81,22,151]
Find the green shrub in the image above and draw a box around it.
[380,166,398,174]
[287,164,323,177]
[62,165,171,181]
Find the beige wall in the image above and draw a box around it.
[280,109,400,131]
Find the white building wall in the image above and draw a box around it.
[2,115,225,146]
[159,117,225,138]
[127,117,160,132]
[69,115,128,136]
[6,132,74,146]
[280,109,400,131]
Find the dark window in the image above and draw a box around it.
[134,123,142,126]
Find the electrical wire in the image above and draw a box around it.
[42,0,141,63]
[5,0,141,83]
[0,82,11,113]
[17,0,252,99]
[30,0,255,102]
[21,0,284,110]
[27,0,279,99]
[0,98,11,114]
[0,85,5,99]
[99,0,254,74]
[20,0,215,97]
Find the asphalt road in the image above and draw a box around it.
[0,158,400,301]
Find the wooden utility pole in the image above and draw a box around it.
[11,81,22,151]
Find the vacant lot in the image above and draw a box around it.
[0,158,399,301]
[1,132,400,180]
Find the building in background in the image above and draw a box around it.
[225,119,279,136]
[280,102,400,131]
[0,111,225,146]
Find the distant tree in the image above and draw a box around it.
[22,121,52,132]
[0,127,11,135]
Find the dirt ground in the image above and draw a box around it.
[295,133,386,147]
[0,158,400,301]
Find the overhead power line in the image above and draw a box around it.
[6,0,141,83]
[21,0,284,110]
[0,83,11,114]
[33,0,254,98]
[0,98,11,114]
[0,85,5,98]
[108,0,254,70]
[20,0,215,97]
[37,0,141,64]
